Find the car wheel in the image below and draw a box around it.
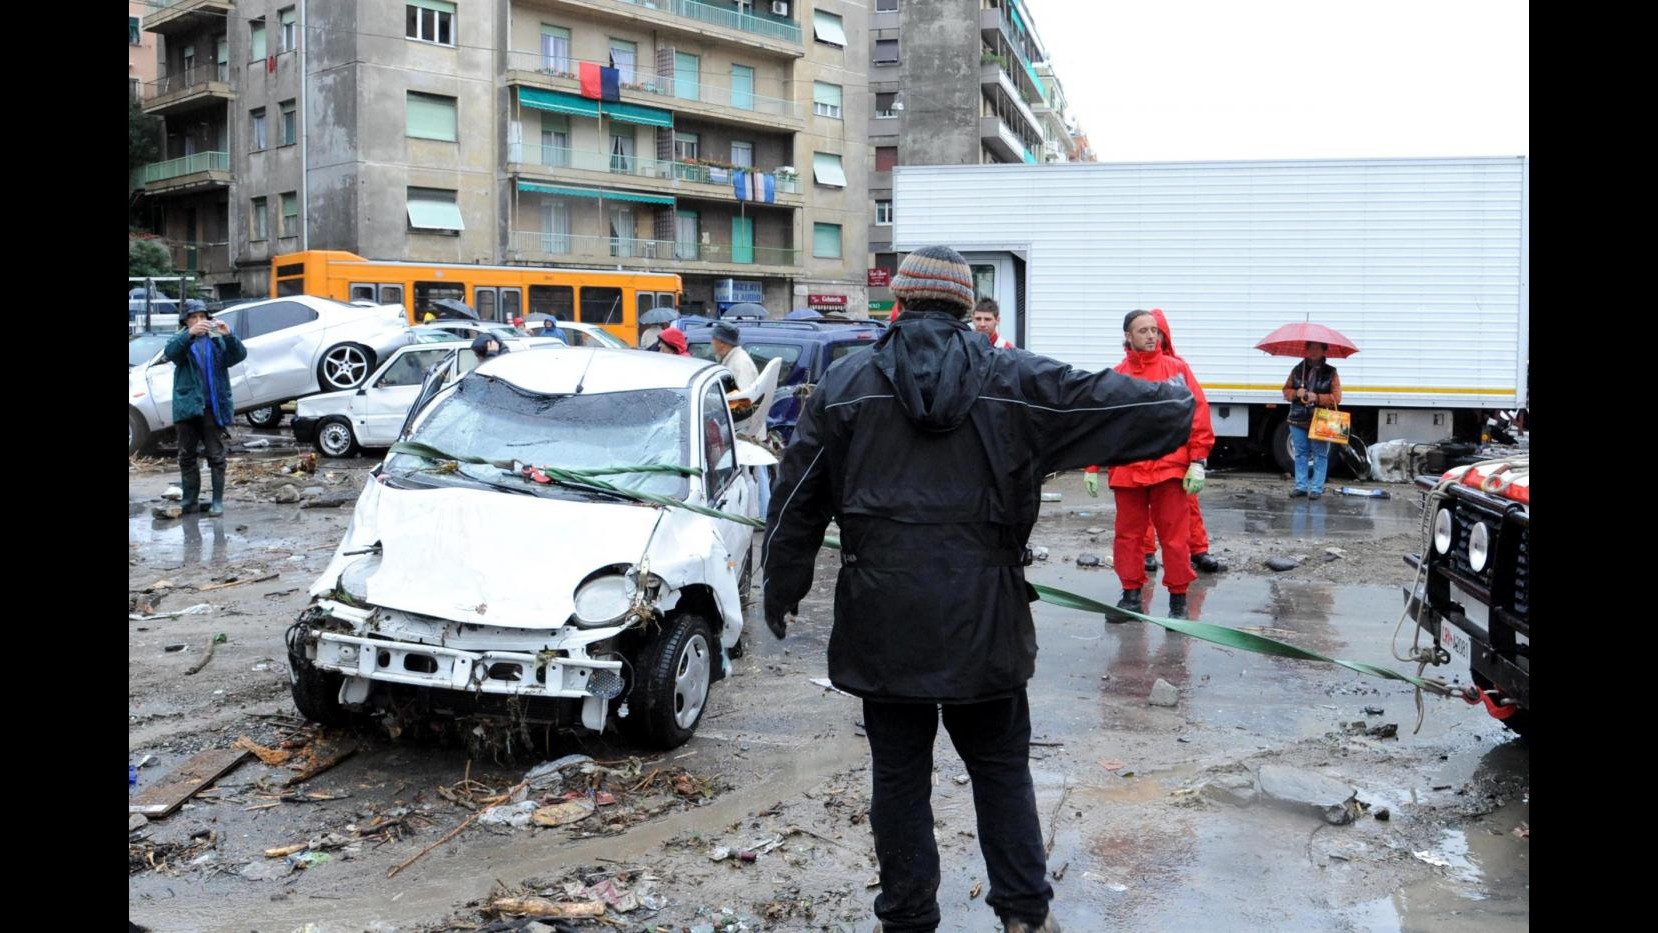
[1272,418,1295,475]
[245,405,283,429]
[315,417,360,459]
[738,549,753,604]
[287,639,351,727]
[318,343,375,392]
[129,409,153,457]
[624,612,714,749]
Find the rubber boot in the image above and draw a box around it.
[1143,552,1159,573]
[207,465,226,517]
[179,470,202,513]
[1191,552,1224,573]
[1168,593,1189,619]
[1112,589,1141,621]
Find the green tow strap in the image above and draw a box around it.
[385,443,1443,695]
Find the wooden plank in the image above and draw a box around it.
[127,748,251,818]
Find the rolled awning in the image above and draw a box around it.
[516,180,674,206]
[518,87,600,118]
[602,100,673,128]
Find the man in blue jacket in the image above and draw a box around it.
[163,306,247,517]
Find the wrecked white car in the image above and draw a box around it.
[288,347,773,749]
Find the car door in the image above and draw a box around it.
[698,375,755,567]
[399,348,465,441]
[354,347,456,447]
[236,300,326,404]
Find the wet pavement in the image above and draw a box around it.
[129,463,1526,932]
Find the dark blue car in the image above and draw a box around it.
[681,315,886,445]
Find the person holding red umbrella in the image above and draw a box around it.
[1283,342,1343,498]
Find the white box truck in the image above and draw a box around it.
[891,157,1529,471]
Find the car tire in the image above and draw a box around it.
[318,343,376,392]
[315,417,360,459]
[624,612,715,749]
[287,641,352,727]
[129,409,154,458]
[245,405,283,429]
[1272,418,1294,475]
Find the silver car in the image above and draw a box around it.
[128,295,412,455]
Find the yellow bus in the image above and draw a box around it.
[270,250,680,345]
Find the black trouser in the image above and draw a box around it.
[863,690,1052,931]
[176,414,226,473]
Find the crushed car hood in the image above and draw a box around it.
[312,480,700,630]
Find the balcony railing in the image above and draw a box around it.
[507,50,800,120]
[138,151,231,185]
[143,64,231,102]
[510,230,797,266]
[614,0,801,44]
[511,144,801,195]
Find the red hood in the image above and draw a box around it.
[1151,307,1176,356]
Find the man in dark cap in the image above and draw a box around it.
[710,321,759,393]
[470,332,508,363]
[162,304,246,517]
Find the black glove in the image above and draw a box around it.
[763,593,797,640]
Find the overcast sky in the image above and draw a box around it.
[1028,0,1529,161]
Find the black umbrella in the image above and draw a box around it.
[723,302,767,320]
[639,307,679,327]
[431,298,479,321]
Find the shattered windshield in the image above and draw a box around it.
[387,376,691,500]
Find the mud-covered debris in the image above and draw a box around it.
[128,813,150,832]
[532,799,595,828]
[1512,822,1529,839]
[953,774,971,786]
[1368,723,1399,739]
[162,485,184,501]
[1374,807,1391,821]
[1148,679,1180,707]
[1258,764,1361,825]
[1200,773,1258,806]
[1031,546,1050,561]
[274,484,301,503]
[480,801,538,829]
[707,846,732,862]
[1362,706,1385,716]
[151,505,183,520]
[1265,556,1301,572]
[491,897,605,919]
[1076,553,1103,568]
[1041,493,1062,502]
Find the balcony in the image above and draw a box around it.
[144,0,235,37]
[979,8,1046,105]
[509,231,799,274]
[979,117,1036,164]
[142,65,235,117]
[507,52,802,131]
[509,143,802,208]
[168,241,233,275]
[980,62,1042,142]
[134,151,233,195]
[546,0,801,57]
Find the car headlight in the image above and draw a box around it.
[1433,508,1454,554]
[573,574,633,627]
[1468,521,1491,573]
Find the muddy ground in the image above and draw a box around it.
[129,431,1527,933]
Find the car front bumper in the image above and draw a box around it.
[291,416,319,445]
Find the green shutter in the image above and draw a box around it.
[519,87,601,118]
[730,65,754,110]
[812,152,847,187]
[406,92,457,141]
[813,223,841,259]
[409,0,456,13]
[250,22,267,60]
[280,8,296,25]
[540,24,569,38]
[731,217,754,264]
[515,181,675,207]
[407,192,464,231]
[601,101,674,128]
[812,82,842,108]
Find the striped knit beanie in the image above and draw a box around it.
[891,245,976,313]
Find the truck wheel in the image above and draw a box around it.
[624,612,714,749]
[287,640,351,727]
[1271,419,1294,474]
[129,409,154,457]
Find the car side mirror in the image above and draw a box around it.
[356,387,367,396]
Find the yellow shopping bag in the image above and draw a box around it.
[1308,407,1351,445]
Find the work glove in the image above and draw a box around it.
[1183,462,1206,495]
[1084,469,1100,497]
[763,591,797,641]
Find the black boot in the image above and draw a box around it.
[208,465,226,517]
[1191,552,1224,573]
[1113,589,1142,620]
[178,470,202,513]
[1144,552,1159,572]
[1168,593,1189,619]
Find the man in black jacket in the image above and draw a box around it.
[762,246,1196,932]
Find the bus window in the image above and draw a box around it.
[378,284,404,308]
[529,284,574,321]
[656,292,677,310]
[415,281,466,315]
[276,279,305,297]
[475,288,497,322]
[500,288,522,321]
[349,283,376,302]
[637,292,656,318]
[580,286,623,325]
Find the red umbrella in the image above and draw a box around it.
[1254,322,1359,359]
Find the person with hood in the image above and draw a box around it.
[470,333,508,363]
[1085,309,1214,620]
[163,305,247,517]
[652,327,690,356]
[762,246,1195,933]
[539,318,566,344]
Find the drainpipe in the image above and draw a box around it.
[299,0,309,250]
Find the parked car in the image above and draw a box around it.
[680,316,886,445]
[410,321,527,344]
[294,337,569,457]
[128,295,413,456]
[128,332,173,370]
[288,347,773,749]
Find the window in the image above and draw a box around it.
[280,192,299,238]
[243,300,317,337]
[182,44,196,75]
[813,223,842,259]
[280,99,297,146]
[129,16,141,46]
[731,216,753,264]
[609,130,636,173]
[730,141,753,168]
[812,82,843,119]
[379,285,405,307]
[250,108,268,150]
[541,117,570,167]
[406,92,457,142]
[580,286,624,325]
[877,0,900,10]
[413,281,465,314]
[407,187,464,233]
[813,10,847,47]
[673,131,700,162]
[501,290,523,320]
[701,380,736,498]
[377,349,451,388]
[730,64,754,110]
[812,152,847,188]
[350,283,377,301]
[250,198,269,241]
[874,252,898,275]
[608,207,635,258]
[674,51,700,101]
[830,341,875,364]
[875,93,897,118]
[744,343,803,376]
[675,210,699,261]
[609,39,637,84]
[876,200,893,225]
[250,20,267,60]
[875,146,898,173]
[406,1,455,46]
[529,284,574,320]
[540,199,572,253]
[278,7,297,52]
[539,24,571,74]
[874,39,899,65]
[130,78,140,102]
